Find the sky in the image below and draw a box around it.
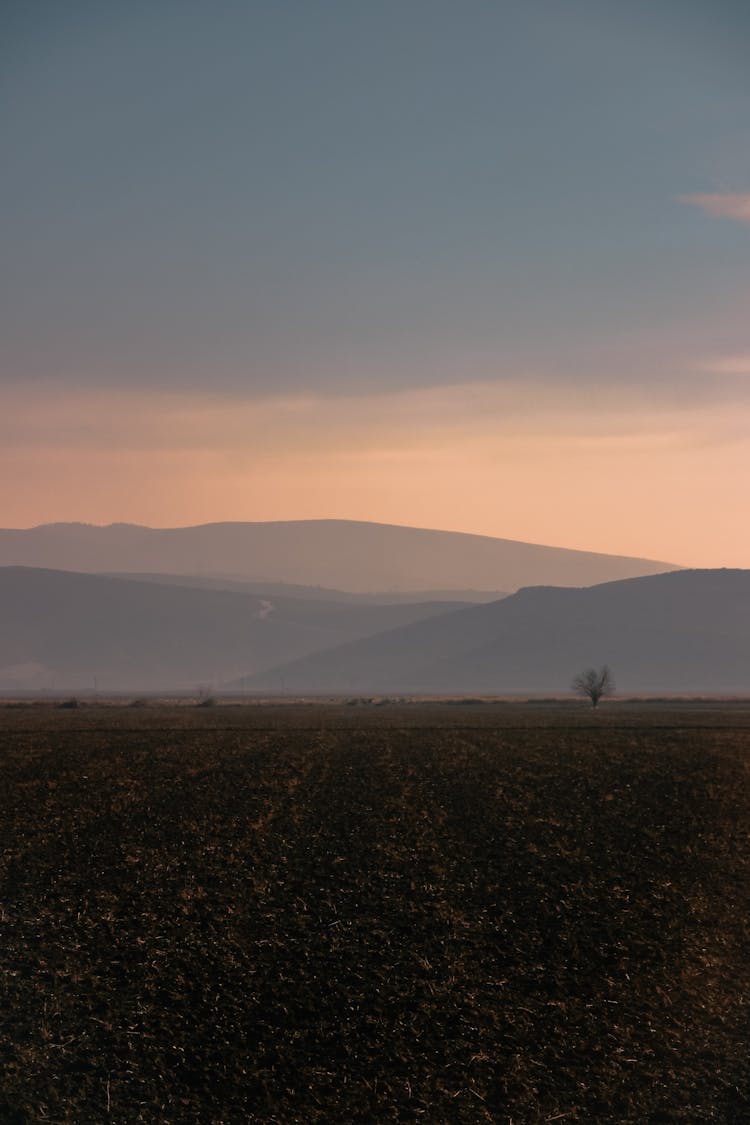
[2,0,749,566]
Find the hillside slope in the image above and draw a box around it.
[245,570,750,695]
[0,567,466,692]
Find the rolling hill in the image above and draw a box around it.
[0,520,676,594]
[101,571,507,605]
[0,567,467,693]
[243,569,750,696]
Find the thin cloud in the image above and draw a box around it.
[0,375,743,460]
[699,354,750,375]
[679,193,750,224]
[1,380,748,564]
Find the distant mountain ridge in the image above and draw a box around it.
[0,520,677,594]
[243,569,750,696]
[102,571,508,605]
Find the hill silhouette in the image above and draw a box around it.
[101,571,507,605]
[0,520,676,594]
[0,567,466,693]
[244,570,750,696]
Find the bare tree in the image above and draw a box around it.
[571,665,614,708]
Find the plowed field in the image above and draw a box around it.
[1,703,749,1122]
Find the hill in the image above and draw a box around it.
[102,571,507,604]
[244,569,750,695]
[0,520,676,593]
[0,567,466,693]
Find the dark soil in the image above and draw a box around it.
[1,703,749,1122]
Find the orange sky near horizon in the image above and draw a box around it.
[4,380,748,568]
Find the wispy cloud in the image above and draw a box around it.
[679,193,750,225]
[699,353,750,376]
[1,378,748,564]
[0,377,736,456]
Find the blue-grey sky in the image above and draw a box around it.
[2,1,749,563]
